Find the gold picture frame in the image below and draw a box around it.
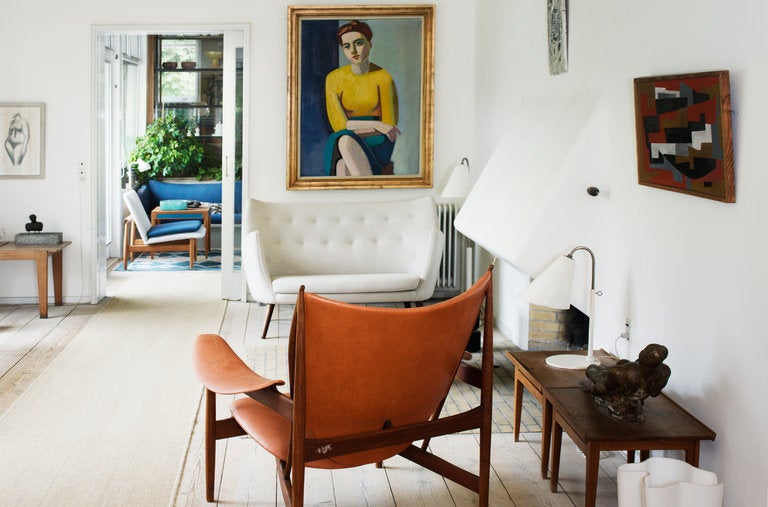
[287,5,434,190]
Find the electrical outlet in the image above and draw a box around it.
[78,161,86,181]
[620,318,631,340]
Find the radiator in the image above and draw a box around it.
[434,202,464,297]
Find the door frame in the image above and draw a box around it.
[90,24,249,302]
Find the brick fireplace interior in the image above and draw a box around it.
[527,303,589,350]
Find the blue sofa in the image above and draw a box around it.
[136,179,242,225]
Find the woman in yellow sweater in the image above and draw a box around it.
[323,20,400,176]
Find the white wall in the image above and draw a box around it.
[475,0,768,505]
[0,0,476,303]
[4,0,763,503]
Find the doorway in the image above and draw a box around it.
[91,25,248,302]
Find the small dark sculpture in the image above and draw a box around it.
[25,214,43,233]
[580,343,671,422]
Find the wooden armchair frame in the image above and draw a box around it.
[121,189,205,269]
[193,267,494,506]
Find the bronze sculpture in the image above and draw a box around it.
[580,343,671,422]
[25,214,43,232]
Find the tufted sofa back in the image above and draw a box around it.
[246,196,439,277]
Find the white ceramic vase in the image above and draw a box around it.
[617,457,723,507]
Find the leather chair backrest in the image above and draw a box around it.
[292,269,492,467]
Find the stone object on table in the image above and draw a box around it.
[580,343,671,422]
[15,232,63,245]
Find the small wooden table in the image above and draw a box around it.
[505,349,615,479]
[547,387,716,507]
[0,241,71,318]
[150,205,211,257]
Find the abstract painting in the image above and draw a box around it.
[633,71,734,202]
[0,103,45,179]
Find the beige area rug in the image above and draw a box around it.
[0,272,226,505]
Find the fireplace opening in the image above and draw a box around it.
[527,303,589,350]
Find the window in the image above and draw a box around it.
[160,39,200,103]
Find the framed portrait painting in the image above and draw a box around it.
[633,71,734,203]
[0,103,45,179]
[287,5,434,190]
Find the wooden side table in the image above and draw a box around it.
[505,349,615,479]
[0,241,71,318]
[547,386,716,507]
[150,205,211,257]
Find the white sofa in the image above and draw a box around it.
[242,196,444,338]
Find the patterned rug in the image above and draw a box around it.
[114,249,241,272]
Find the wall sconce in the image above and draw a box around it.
[440,157,471,201]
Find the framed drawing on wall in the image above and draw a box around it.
[287,5,434,190]
[633,71,734,203]
[0,103,45,179]
[547,0,567,75]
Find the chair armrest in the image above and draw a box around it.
[193,334,284,395]
[413,227,444,301]
[242,230,277,304]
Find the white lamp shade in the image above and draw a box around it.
[441,161,471,199]
[518,254,575,309]
[136,159,151,172]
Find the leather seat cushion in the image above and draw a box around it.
[231,397,406,470]
[231,397,291,462]
[272,273,420,295]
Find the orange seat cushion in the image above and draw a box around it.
[231,397,407,469]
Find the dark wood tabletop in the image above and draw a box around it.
[547,387,716,444]
[507,349,616,388]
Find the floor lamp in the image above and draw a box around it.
[440,157,473,290]
[518,245,601,369]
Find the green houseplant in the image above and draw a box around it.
[129,113,219,184]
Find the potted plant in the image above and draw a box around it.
[128,113,219,184]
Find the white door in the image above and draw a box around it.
[220,30,247,300]
[92,26,247,301]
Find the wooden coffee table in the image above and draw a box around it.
[547,386,716,507]
[507,349,716,505]
[150,205,211,257]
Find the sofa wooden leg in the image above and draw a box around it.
[261,304,275,339]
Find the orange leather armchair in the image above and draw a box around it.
[193,267,494,506]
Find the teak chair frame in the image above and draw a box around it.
[121,189,205,269]
[193,267,494,506]
[121,217,199,269]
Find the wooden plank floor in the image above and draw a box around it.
[0,272,622,506]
